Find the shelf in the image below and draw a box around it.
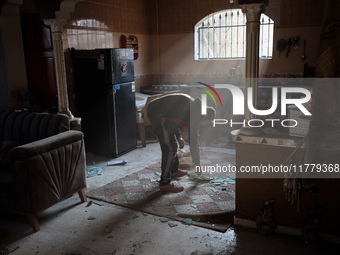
[121,35,138,60]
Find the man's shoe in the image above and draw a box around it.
[159,182,184,193]
[171,169,189,178]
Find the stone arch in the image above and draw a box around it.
[56,0,83,20]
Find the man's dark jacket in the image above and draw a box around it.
[147,94,202,164]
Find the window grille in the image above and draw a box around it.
[195,9,274,60]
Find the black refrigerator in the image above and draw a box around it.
[72,48,137,157]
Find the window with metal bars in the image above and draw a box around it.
[194,9,274,60]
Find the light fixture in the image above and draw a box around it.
[230,0,234,3]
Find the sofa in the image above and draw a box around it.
[0,110,87,232]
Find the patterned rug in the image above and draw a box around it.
[87,148,235,232]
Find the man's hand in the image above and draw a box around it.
[178,137,185,149]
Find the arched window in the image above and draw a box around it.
[194,9,274,60]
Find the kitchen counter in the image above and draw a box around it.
[231,129,340,238]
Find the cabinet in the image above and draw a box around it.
[120,35,139,60]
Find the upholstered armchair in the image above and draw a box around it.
[0,111,87,232]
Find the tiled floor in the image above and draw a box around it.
[1,139,339,255]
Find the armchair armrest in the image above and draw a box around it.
[8,130,84,161]
[8,130,86,214]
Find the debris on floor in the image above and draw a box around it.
[93,201,104,206]
[168,222,178,228]
[107,159,128,166]
[160,217,170,222]
[86,165,107,178]
[182,218,193,225]
[210,187,220,194]
[158,217,180,228]
[187,172,212,182]
[208,176,236,194]
[211,179,226,185]
[87,216,96,220]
